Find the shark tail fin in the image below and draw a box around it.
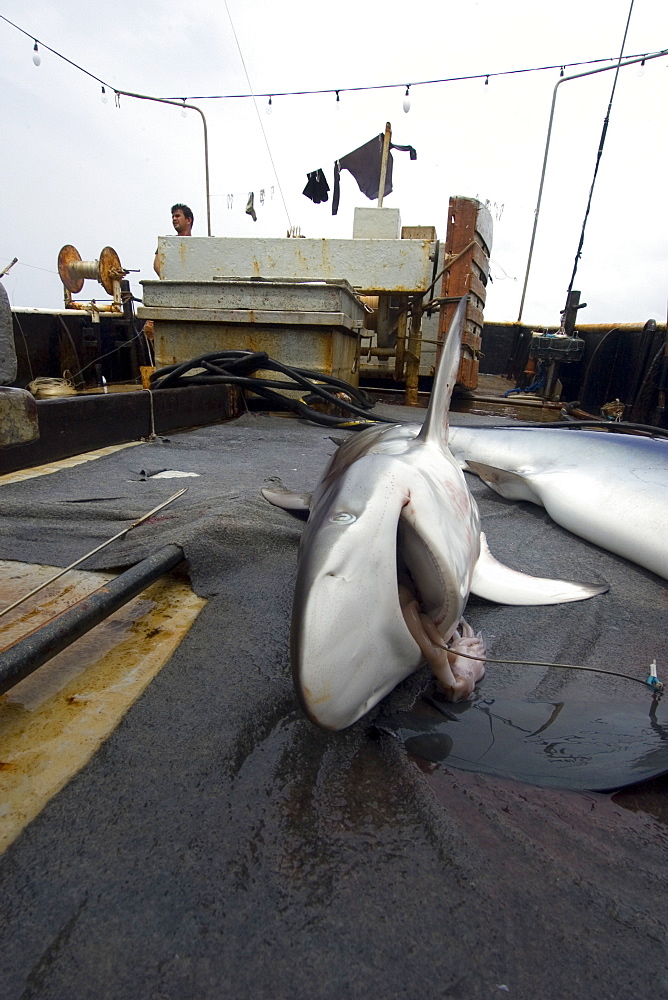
[417,295,467,449]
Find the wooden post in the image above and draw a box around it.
[405,295,423,406]
[394,297,408,381]
[437,196,492,389]
[377,123,392,207]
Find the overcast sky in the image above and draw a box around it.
[1,0,666,326]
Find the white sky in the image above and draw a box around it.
[1,0,666,325]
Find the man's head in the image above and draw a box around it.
[171,204,193,236]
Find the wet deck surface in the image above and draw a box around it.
[0,408,666,999]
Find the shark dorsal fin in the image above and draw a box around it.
[417,295,467,448]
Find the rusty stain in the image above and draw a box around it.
[0,560,206,855]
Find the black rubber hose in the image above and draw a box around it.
[149,350,397,426]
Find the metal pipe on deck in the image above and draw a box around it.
[0,544,185,695]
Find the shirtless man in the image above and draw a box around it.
[153,203,194,276]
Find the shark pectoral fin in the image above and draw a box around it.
[465,461,542,505]
[261,478,312,512]
[470,533,609,605]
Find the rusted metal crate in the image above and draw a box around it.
[139,278,367,385]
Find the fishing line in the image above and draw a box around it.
[564,0,636,306]
[222,0,292,230]
[68,325,149,382]
[471,419,668,440]
[438,640,663,695]
[10,312,35,382]
[0,255,57,275]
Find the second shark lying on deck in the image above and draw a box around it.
[447,424,668,581]
[263,299,608,731]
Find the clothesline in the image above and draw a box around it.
[204,131,417,223]
[303,132,417,215]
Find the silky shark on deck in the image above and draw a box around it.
[263,299,607,731]
[447,424,668,581]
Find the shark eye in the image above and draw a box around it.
[330,512,356,524]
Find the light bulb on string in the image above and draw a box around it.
[485,75,489,86]
[403,86,411,113]
[560,66,564,77]
[181,99,187,119]
[637,58,645,78]
[101,86,108,104]
[335,90,341,111]
[32,41,40,66]
[266,96,273,115]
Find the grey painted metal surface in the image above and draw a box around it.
[140,278,366,381]
[148,320,360,381]
[155,236,435,292]
[0,387,39,448]
[140,278,367,330]
[352,207,401,239]
[0,282,17,384]
[0,413,666,1000]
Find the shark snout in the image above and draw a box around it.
[291,486,421,729]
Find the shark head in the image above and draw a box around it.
[291,454,422,730]
[291,448,476,730]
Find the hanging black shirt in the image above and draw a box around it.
[331,135,416,215]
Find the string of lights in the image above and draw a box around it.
[2,13,664,106]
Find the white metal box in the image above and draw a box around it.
[353,207,401,239]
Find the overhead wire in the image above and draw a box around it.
[0,256,58,275]
[563,0,637,309]
[221,0,292,229]
[1,14,663,106]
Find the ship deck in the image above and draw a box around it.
[0,404,666,1000]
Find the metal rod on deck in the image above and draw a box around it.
[0,489,188,620]
[0,544,185,695]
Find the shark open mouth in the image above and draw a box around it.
[397,524,485,702]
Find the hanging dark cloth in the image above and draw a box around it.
[302,169,330,204]
[332,135,416,215]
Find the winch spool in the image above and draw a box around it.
[57,244,128,310]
